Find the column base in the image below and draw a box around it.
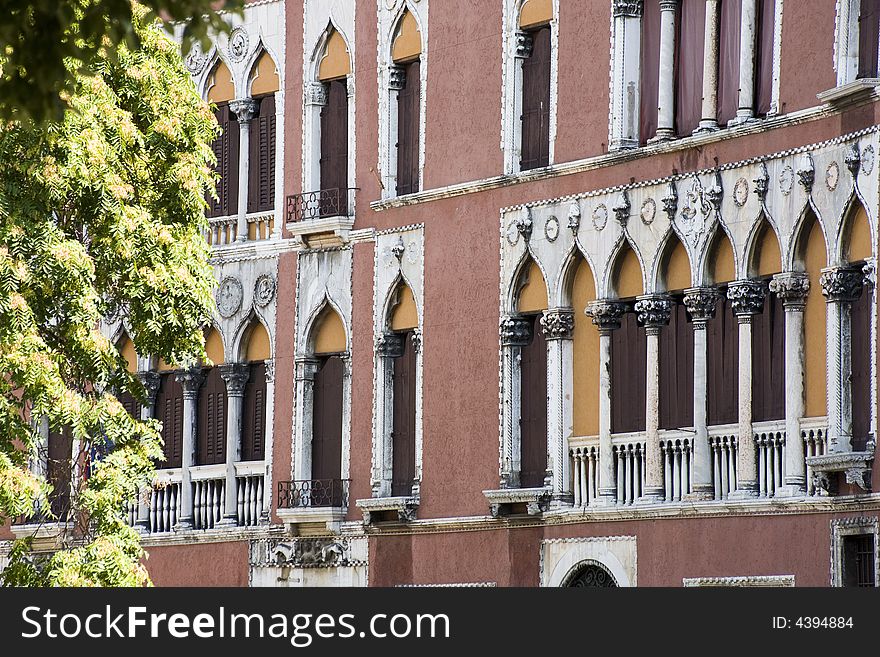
[683,486,714,502]
[134,521,150,536]
[550,492,574,509]
[693,120,718,135]
[637,487,665,504]
[174,517,193,531]
[727,112,757,127]
[728,483,759,500]
[592,491,619,507]
[648,129,675,144]
[217,514,239,528]
[775,483,807,499]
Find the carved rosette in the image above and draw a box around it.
[230,98,259,124]
[634,295,673,333]
[220,363,250,397]
[769,272,810,311]
[176,367,205,399]
[683,287,719,325]
[540,309,575,340]
[138,371,162,406]
[375,333,406,357]
[820,266,864,303]
[612,0,644,17]
[500,316,532,347]
[727,280,767,317]
[586,300,626,334]
[514,30,534,59]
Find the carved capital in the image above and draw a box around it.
[659,0,680,10]
[389,65,406,91]
[726,280,767,317]
[612,190,630,228]
[769,272,810,310]
[176,367,205,399]
[264,358,275,384]
[410,329,422,355]
[613,0,644,17]
[634,295,674,331]
[229,97,259,123]
[820,266,863,304]
[500,316,532,347]
[305,81,328,106]
[137,371,162,405]
[514,31,533,59]
[586,300,626,334]
[294,356,319,382]
[219,362,250,396]
[375,333,405,357]
[683,287,719,324]
[540,309,575,340]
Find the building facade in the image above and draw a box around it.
[4,0,880,588]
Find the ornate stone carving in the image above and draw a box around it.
[769,272,810,310]
[410,329,422,354]
[500,316,532,347]
[586,300,626,334]
[389,65,406,91]
[733,178,749,207]
[567,202,581,234]
[375,333,405,357]
[863,260,876,290]
[184,43,208,75]
[540,309,575,340]
[515,209,533,242]
[612,191,630,228]
[612,0,644,17]
[862,145,875,174]
[820,266,863,303]
[826,161,840,191]
[227,26,249,62]
[779,165,794,195]
[254,274,276,307]
[661,180,677,221]
[796,153,815,194]
[640,198,656,225]
[138,371,162,405]
[230,98,259,123]
[726,280,767,317]
[678,175,714,246]
[264,358,275,384]
[705,170,723,209]
[176,367,205,399]
[753,161,769,201]
[845,142,861,178]
[683,287,719,324]
[220,362,250,396]
[264,538,353,568]
[544,216,560,242]
[634,295,673,329]
[216,277,243,318]
[592,204,608,231]
[305,81,328,106]
[391,235,406,261]
[514,30,534,59]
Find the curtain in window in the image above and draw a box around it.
[675,0,706,136]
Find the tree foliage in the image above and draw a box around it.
[0,5,218,586]
[0,0,242,122]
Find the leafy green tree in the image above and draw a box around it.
[0,4,217,586]
[0,0,242,122]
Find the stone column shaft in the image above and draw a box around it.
[176,367,204,528]
[734,0,757,123]
[219,363,249,525]
[500,317,531,489]
[229,98,259,242]
[654,0,679,140]
[541,309,575,504]
[135,371,161,531]
[610,1,644,150]
[697,0,720,133]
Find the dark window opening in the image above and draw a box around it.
[717,0,742,127]
[639,0,661,144]
[196,367,227,466]
[851,280,871,451]
[611,309,647,434]
[520,315,548,487]
[842,533,876,587]
[707,293,739,425]
[207,102,240,218]
[859,0,880,79]
[242,362,267,462]
[396,60,421,196]
[247,94,276,213]
[754,0,776,116]
[47,427,73,519]
[520,26,551,171]
[319,80,349,206]
[751,287,785,422]
[392,331,417,496]
[311,356,344,487]
[659,300,695,429]
[674,0,707,136]
[154,372,184,468]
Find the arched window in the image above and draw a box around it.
[196,329,227,466]
[388,283,419,495]
[658,237,694,430]
[242,320,271,461]
[564,562,618,587]
[391,10,422,196]
[46,425,73,520]
[116,333,141,419]
[518,0,552,171]
[246,51,279,217]
[611,245,646,434]
[206,60,239,218]
[318,30,350,213]
[706,231,738,425]
[154,363,183,469]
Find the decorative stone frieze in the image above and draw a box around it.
[726,280,767,317]
[820,266,863,303]
[229,98,260,124]
[500,316,532,346]
[540,309,575,340]
[219,363,250,397]
[683,287,719,324]
[807,450,874,494]
[634,295,673,330]
[769,272,810,310]
[586,301,626,334]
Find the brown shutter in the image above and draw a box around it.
[396,60,421,196]
[851,286,871,451]
[707,294,739,425]
[520,26,551,171]
[320,81,349,206]
[118,391,140,419]
[208,103,240,218]
[859,0,880,79]
[248,94,276,213]
[751,289,785,422]
[659,302,695,429]
[155,372,184,468]
[754,0,776,115]
[640,0,661,144]
[242,362,267,461]
[717,0,742,126]
[675,0,707,136]
[197,367,227,466]
[311,356,344,484]
[520,316,548,488]
[47,426,73,518]
[612,310,648,434]
[392,332,417,495]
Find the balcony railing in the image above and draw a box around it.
[277,479,350,509]
[286,188,356,223]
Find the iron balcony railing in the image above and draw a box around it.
[286,188,356,223]
[277,479,351,509]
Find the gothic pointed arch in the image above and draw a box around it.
[569,251,599,437]
[205,57,235,103]
[704,227,736,285]
[248,47,280,96]
[514,254,550,313]
[562,560,618,587]
[314,25,352,82]
[610,241,644,299]
[655,231,692,293]
[838,196,874,265]
[746,213,783,278]
[309,302,348,355]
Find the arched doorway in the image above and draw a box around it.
[564,561,618,587]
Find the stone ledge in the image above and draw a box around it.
[355,496,419,524]
[483,487,551,518]
[806,450,874,495]
[817,79,880,105]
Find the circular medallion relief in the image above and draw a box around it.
[184,43,208,75]
[592,204,608,231]
[228,27,249,63]
[505,220,520,246]
[254,274,276,308]
[733,178,749,207]
[545,216,560,242]
[862,145,875,175]
[216,277,243,318]
[640,198,656,225]
[826,161,840,191]
[779,165,794,196]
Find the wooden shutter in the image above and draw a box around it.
[208,103,240,218]
[659,302,695,429]
[242,362,267,461]
[717,0,741,127]
[197,367,227,466]
[674,0,707,136]
[640,0,661,144]
[519,316,548,488]
[611,311,648,434]
[47,427,73,518]
[851,286,871,451]
[520,26,551,171]
[396,60,421,196]
[248,94,276,213]
[319,80,349,204]
[155,372,184,468]
[751,290,785,422]
[311,356,344,483]
[754,0,776,115]
[118,391,140,419]
[859,0,880,79]
[392,332,417,495]
[707,294,739,425]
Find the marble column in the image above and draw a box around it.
[175,367,204,529]
[610,0,644,150]
[635,295,674,502]
[586,300,626,505]
[229,98,259,242]
[541,309,576,505]
[261,359,275,522]
[373,334,405,496]
[294,356,320,484]
[499,316,532,489]
[727,280,767,498]
[733,0,757,124]
[820,266,864,453]
[134,371,161,532]
[653,0,680,141]
[696,0,720,133]
[770,272,810,496]
[683,287,719,499]
[219,363,250,526]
